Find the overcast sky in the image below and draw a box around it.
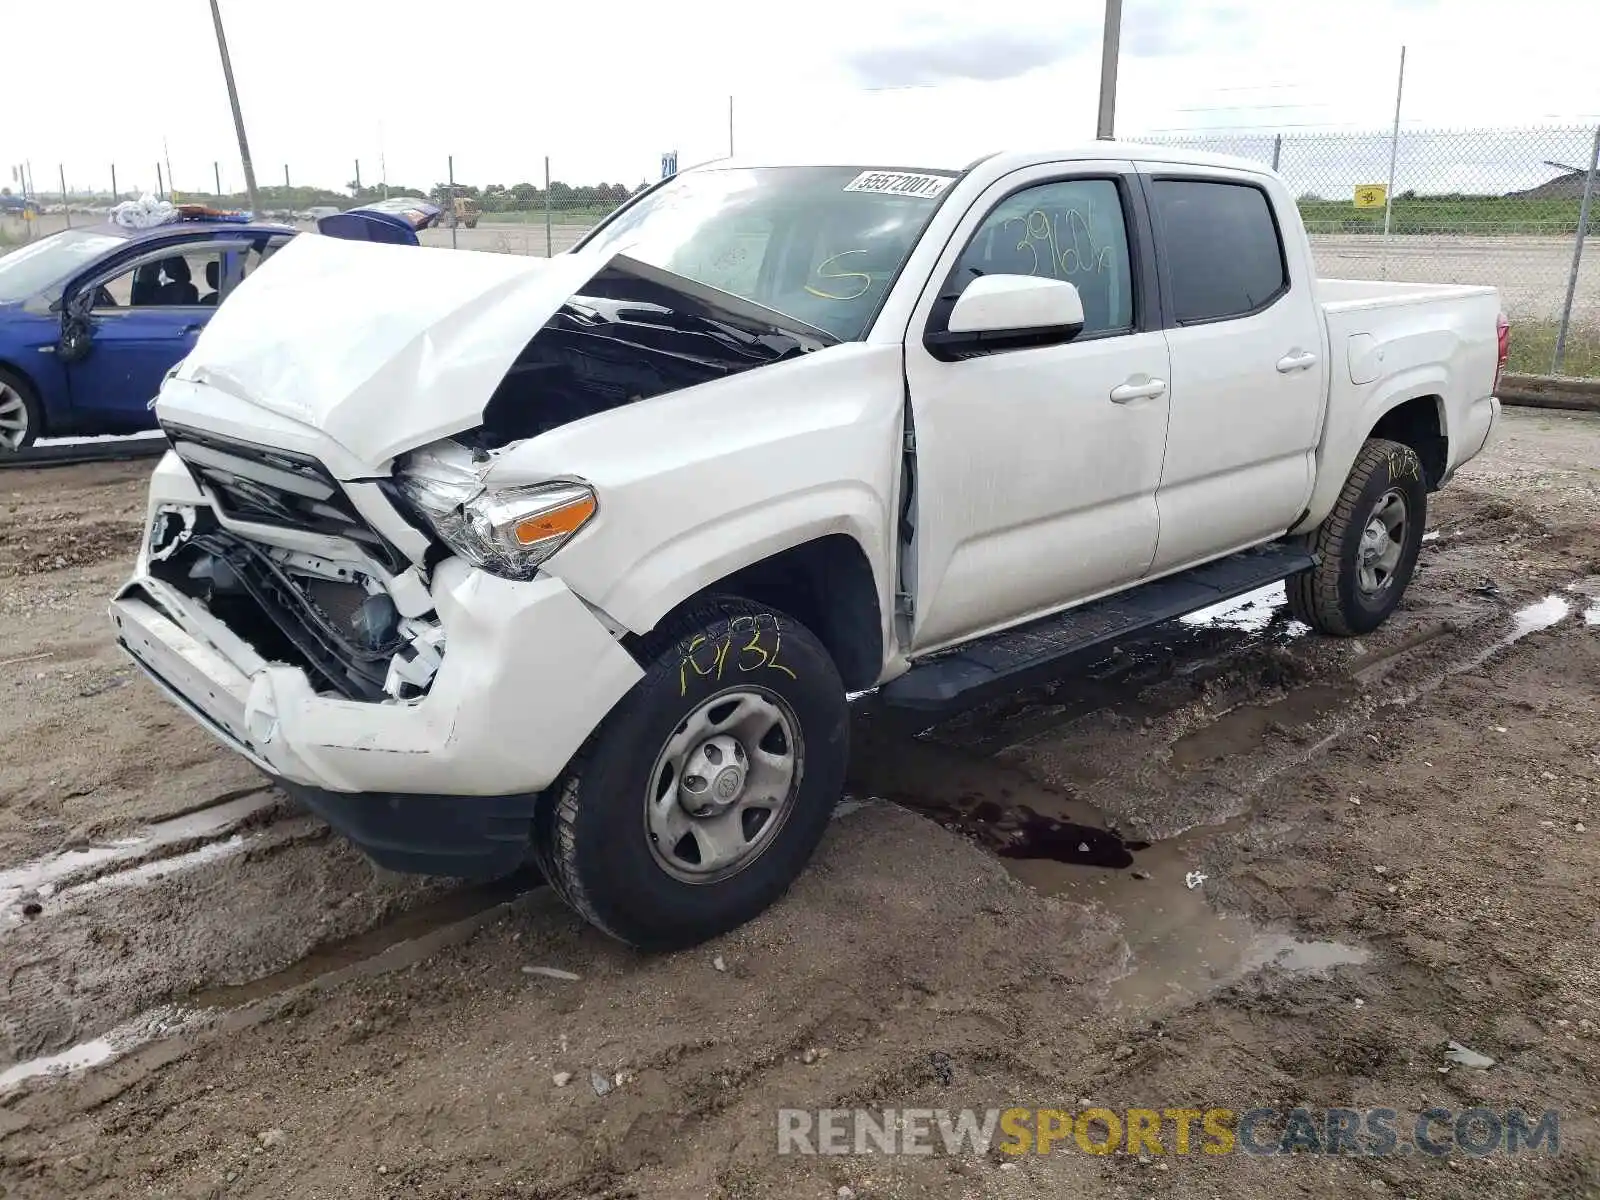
[3,0,1597,196]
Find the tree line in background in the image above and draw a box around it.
[3,178,650,214]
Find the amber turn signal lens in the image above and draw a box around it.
[512,495,597,545]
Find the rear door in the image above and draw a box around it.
[1140,168,1327,572]
[902,162,1173,652]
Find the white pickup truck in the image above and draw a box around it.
[110,145,1505,947]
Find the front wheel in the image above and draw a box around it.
[1287,437,1427,636]
[533,597,849,949]
[0,367,42,455]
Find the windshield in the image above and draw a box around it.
[580,166,958,340]
[0,228,125,304]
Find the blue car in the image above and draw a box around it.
[0,199,440,454]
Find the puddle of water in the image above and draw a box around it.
[1167,684,1350,773]
[1180,583,1300,635]
[1510,594,1570,639]
[1422,530,1441,543]
[1585,603,1600,627]
[0,1038,114,1090]
[0,790,275,914]
[996,810,1148,869]
[1238,932,1371,974]
[1006,838,1369,1011]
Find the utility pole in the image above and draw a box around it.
[1095,0,1123,139]
[209,0,261,215]
[354,159,362,192]
[214,161,222,196]
[110,164,118,201]
[728,95,735,158]
[447,155,457,250]
[156,163,165,200]
[1380,45,1407,279]
[164,137,176,202]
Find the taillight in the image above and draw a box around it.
[1495,312,1510,391]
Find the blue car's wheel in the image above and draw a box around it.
[0,367,40,455]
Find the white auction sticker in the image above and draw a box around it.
[843,171,954,198]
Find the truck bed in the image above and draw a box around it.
[1303,276,1502,525]
[1316,276,1497,313]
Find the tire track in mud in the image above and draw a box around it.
[0,784,478,1081]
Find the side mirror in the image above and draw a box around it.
[57,293,94,363]
[924,274,1086,361]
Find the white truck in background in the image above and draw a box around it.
[110,145,1505,948]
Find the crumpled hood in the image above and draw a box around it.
[164,233,605,468]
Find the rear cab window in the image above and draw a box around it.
[1151,178,1288,323]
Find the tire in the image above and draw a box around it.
[0,367,42,455]
[1287,437,1427,636]
[533,596,849,949]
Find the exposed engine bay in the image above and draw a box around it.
[469,257,836,448]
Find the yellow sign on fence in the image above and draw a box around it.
[1353,184,1388,209]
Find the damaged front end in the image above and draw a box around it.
[146,515,431,702]
[138,255,834,720]
[146,424,444,703]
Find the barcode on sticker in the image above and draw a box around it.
[843,171,953,198]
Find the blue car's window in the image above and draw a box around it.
[0,229,124,303]
[95,246,220,309]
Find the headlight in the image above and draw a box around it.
[395,441,597,581]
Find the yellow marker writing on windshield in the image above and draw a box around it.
[804,250,873,301]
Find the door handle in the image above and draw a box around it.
[1276,350,1319,373]
[1109,378,1167,404]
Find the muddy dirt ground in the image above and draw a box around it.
[2,409,1600,1199]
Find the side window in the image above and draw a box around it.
[93,246,220,310]
[1152,179,1287,323]
[952,178,1134,337]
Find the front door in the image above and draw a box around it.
[1140,168,1328,572]
[64,242,227,432]
[902,164,1172,653]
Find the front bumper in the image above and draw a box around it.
[111,504,645,875]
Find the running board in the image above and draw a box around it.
[881,542,1317,710]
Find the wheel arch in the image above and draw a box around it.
[624,533,885,693]
[1368,392,1447,489]
[1295,384,1448,534]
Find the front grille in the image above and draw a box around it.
[163,423,403,569]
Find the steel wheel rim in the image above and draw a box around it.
[0,383,27,451]
[1357,489,1407,595]
[644,686,804,885]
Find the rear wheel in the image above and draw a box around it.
[0,367,41,455]
[1287,437,1427,636]
[533,597,848,949]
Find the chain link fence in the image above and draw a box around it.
[0,160,640,260]
[7,127,1598,377]
[1147,126,1600,377]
